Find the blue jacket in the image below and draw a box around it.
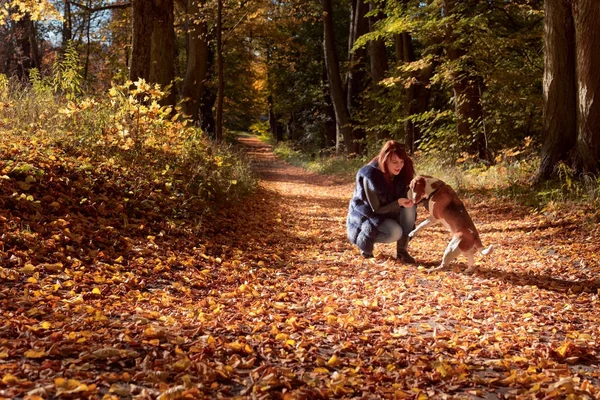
[346,162,408,253]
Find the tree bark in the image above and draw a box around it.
[536,0,577,180]
[442,0,488,161]
[15,15,40,80]
[572,0,600,174]
[150,0,176,105]
[346,0,368,116]
[129,0,153,82]
[62,0,72,47]
[395,31,431,153]
[323,0,358,154]
[215,0,224,141]
[368,1,387,84]
[181,0,209,121]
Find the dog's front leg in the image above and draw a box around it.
[408,218,438,238]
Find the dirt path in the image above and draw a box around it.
[229,134,600,398]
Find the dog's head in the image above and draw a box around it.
[407,175,444,203]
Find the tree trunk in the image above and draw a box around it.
[84,11,91,81]
[321,62,337,148]
[442,0,488,161]
[536,0,577,180]
[15,15,40,80]
[368,0,389,142]
[345,0,368,154]
[129,0,153,82]
[215,0,224,141]
[572,0,600,174]
[62,0,72,47]
[346,0,368,116]
[150,0,175,105]
[322,0,357,154]
[181,0,209,121]
[200,87,216,138]
[396,31,431,153]
[368,1,387,84]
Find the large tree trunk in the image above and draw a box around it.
[395,31,431,153]
[150,0,175,105]
[572,0,600,174]
[322,0,357,154]
[536,0,577,180]
[368,1,387,84]
[215,0,224,141]
[368,0,389,142]
[62,0,72,47]
[15,15,40,80]
[129,0,154,82]
[181,0,209,121]
[442,0,488,161]
[346,0,368,115]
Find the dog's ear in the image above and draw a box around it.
[431,180,444,190]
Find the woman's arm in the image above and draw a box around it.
[363,177,404,214]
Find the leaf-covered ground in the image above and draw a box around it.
[1,135,599,399]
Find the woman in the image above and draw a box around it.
[346,140,417,262]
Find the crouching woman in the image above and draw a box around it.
[346,140,417,262]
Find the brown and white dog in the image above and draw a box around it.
[407,175,493,272]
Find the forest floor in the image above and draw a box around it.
[1,133,600,399]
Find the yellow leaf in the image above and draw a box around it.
[41,321,52,329]
[92,287,102,295]
[25,349,46,358]
[313,367,329,374]
[0,352,8,358]
[173,358,191,372]
[556,341,572,358]
[2,373,18,384]
[157,385,186,400]
[327,354,341,367]
[21,263,36,274]
[276,333,289,341]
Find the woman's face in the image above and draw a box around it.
[386,153,404,176]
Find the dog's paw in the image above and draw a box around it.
[464,265,478,274]
[427,264,447,273]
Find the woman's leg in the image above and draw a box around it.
[374,219,403,244]
[397,205,417,235]
[396,205,417,263]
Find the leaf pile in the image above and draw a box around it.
[1,135,599,399]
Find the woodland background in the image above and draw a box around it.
[1,0,599,181]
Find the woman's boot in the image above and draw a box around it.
[396,236,415,263]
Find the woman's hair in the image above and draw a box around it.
[373,140,415,186]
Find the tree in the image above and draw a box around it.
[537,0,600,179]
[322,0,365,155]
[215,0,224,141]
[181,0,210,122]
[442,0,488,161]
[129,0,153,82]
[129,0,175,105]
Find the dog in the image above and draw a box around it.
[406,175,493,273]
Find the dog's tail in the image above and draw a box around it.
[480,244,494,256]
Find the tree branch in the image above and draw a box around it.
[69,1,132,13]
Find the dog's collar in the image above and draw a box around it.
[425,182,446,200]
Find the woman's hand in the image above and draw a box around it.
[398,198,414,208]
